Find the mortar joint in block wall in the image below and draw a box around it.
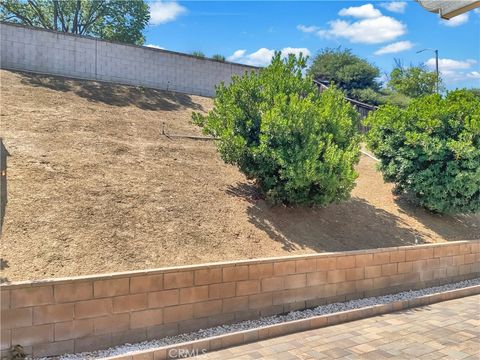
[0,22,259,98]
[0,241,479,357]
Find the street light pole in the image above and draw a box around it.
[417,48,439,94]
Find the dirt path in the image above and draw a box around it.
[1,70,478,281]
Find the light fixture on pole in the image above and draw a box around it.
[417,48,439,94]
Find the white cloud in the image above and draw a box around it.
[467,71,480,79]
[338,4,382,18]
[227,49,247,62]
[374,40,414,55]
[282,47,311,58]
[318,15,406,44]
[440,13,469,27]
[227,47,311,67]
[149,1,187,25]
[145,44,165,50]
[297,24,320,33]
[425,58,478,81]
[316,4,406,44]
[244,48,275,66]
[426,58,476,72]
[380,2,407,14]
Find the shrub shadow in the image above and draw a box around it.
[395,196,480,242]
[227,182,428,253]
[15,70,204,112]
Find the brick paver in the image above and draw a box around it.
[198,295,480,359]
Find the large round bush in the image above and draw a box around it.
[192,53,360,206]
[365,90,480,214]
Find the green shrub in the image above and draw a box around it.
[193,52,360,206]
[377,88,412,108]
[365,90,480,214]
[350,88,382,105]
[212,54,226,61]
[467,88,480,100]
[191,51,205,58]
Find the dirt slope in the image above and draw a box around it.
[1,70,478,281]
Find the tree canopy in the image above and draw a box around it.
[388,64,440,98]
[307,48,380,99]
[0,0,150,45]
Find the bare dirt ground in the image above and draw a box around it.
[1,70,478,282]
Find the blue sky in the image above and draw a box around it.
[144,1,480,89]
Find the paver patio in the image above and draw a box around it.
[197,295,480,359]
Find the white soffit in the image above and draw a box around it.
[417,0,480,19]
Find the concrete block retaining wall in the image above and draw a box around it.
[0,22,258,97]
[1,241,479,357]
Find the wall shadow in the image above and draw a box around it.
[14,70,204,112]
[227,182,428,253]
[395,196,480,242]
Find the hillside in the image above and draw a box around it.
[1,70,478,282]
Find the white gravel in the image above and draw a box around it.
[35,278,479,360]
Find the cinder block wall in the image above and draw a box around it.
[1,241,479,357]
[0,22,258,97]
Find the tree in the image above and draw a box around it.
[466,88,480,99]
[193,53,360,206]
[365,90,480,214]
[308,48,380,98]
[388,64,440,98]
[212,54,226,62]
[0,0,150,45]
[191,51,205,58]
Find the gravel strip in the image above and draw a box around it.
[36,278,480,360]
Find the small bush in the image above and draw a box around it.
[377,88,411,108]
[193,52,360,206]
[365,90,480,214]
[350,88,382,105]
[191,51,205,58]
[212,54,226,61]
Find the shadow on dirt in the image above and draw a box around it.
[227,182,431,253]
[16,70,204,112]
[395,196,480,242]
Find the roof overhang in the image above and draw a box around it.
[416,0,480,19]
